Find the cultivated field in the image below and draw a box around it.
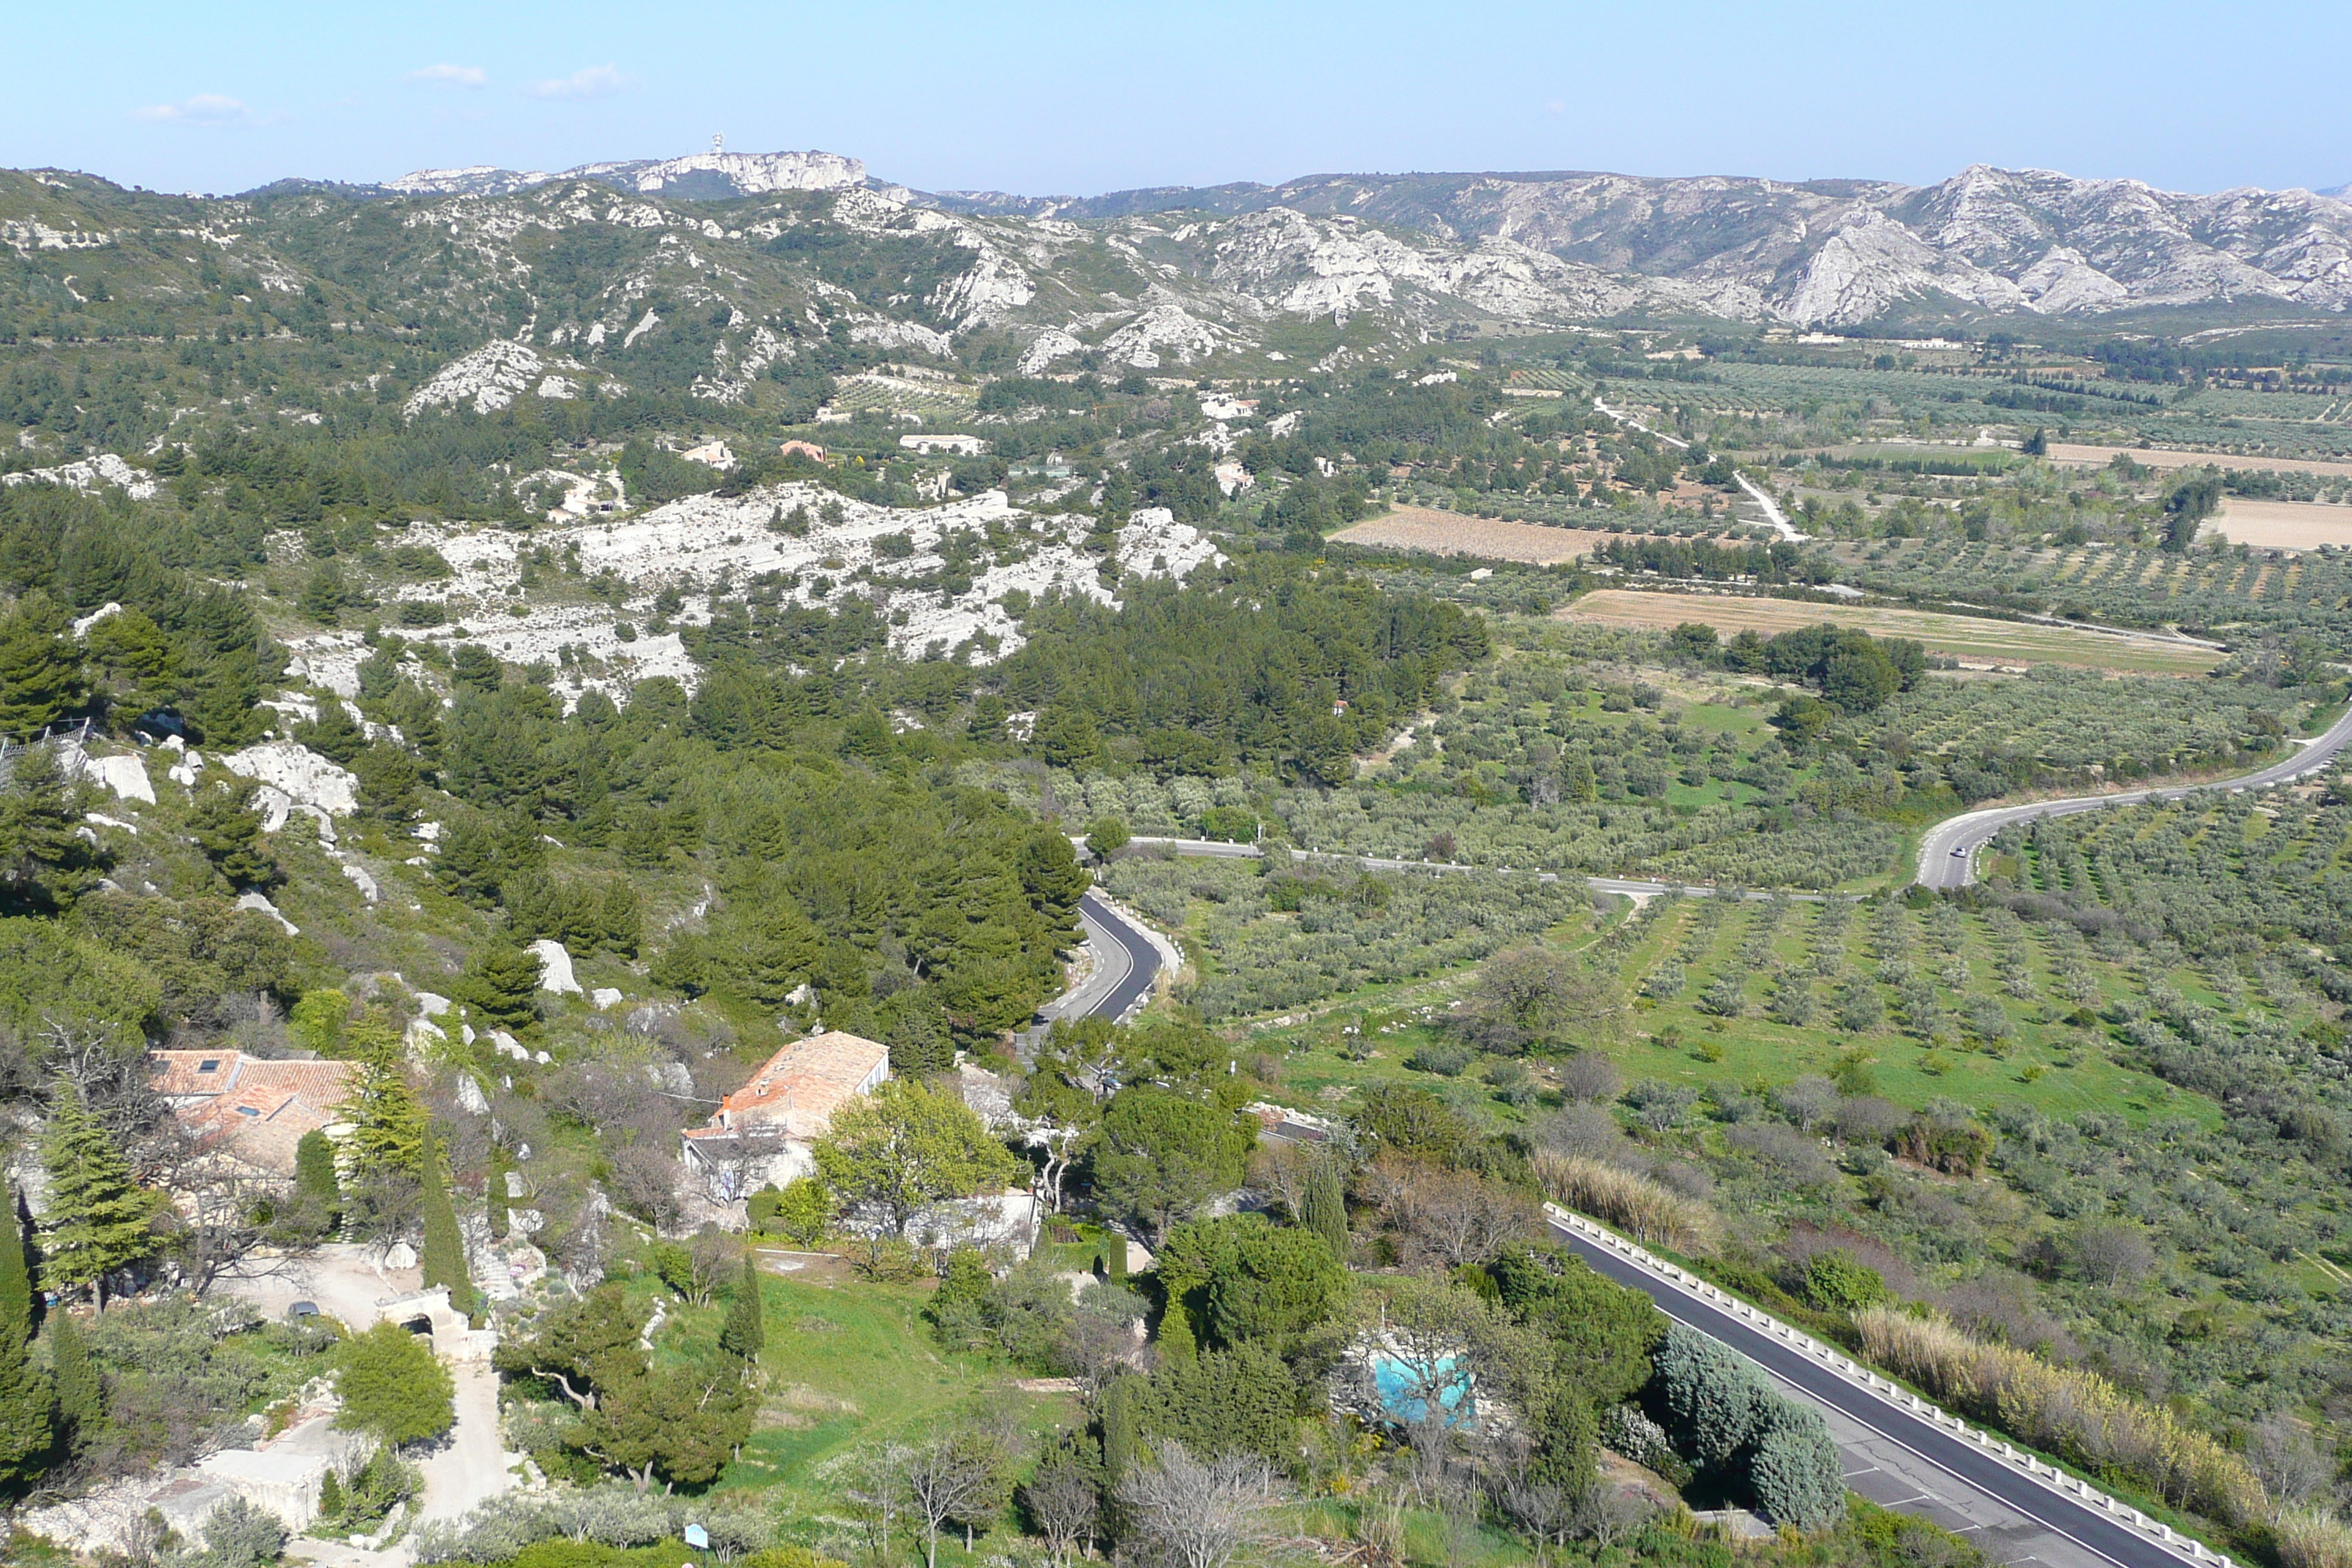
[1556,588,2225,674]
[1331,505,1622,563]
[2049,442,2352,480]
[2202,497,2352,551]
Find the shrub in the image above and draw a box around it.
[1748,1408,1846,1531]
[1651,1323,1768,1468]
[200,1495,287,1568]
[1405,1040,1474,1077]
[1803,1251,1891,1314]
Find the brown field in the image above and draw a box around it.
[2049,442,2352,480]
[1557,589,2223,674]
[1330,506,1624,564]
[2201,497,2352,551]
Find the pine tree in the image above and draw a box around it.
[417,1131,475,1318]
[294,1128,342,1237]
[464,937,541,1030]
[40,1082,158,1305]
[189,776,276,890]
[1302,1161,1349,1259]
[47,1308,99,1450]
[718,1252,764,1365]
[0,593,85,738]
[339,1024,430,1183]
[317,1466,344,1521]
[0,747,101,915]
[0,1183,30,1347]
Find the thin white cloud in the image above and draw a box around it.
[132,94,252,126]
[524,64,626,101]
[407,63,488,88]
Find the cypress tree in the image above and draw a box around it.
[47,1308,99,1450]
[416,1132,474,1318]
[0,1183,31,1347]
[317,1466,344,1521]
[486,1147,509,1241]
[718,1253,764,1365]
[41,1082,158,1306]
[1302,1161,1349,1259]
[0,1179,44,1482]
[0,1305,45,1484]
[1097,1373,1145,1490]
[294,1129,342,1237]
[1154,1282,1196,1363]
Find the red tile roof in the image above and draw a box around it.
[701,1030,889,1141]
[148,1052,358,1178]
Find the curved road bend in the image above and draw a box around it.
[1918,701,2352,889]
[1548,1216,2223,1568]
[1039,891,1163,1032]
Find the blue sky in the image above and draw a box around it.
[8,1,2346,197]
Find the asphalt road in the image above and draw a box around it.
[1917,700,2352,888]
[1549,1216,2222,1568]
[1081,891,1162,1022]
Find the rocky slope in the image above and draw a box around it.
[268,146,2352,333]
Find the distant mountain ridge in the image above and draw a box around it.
[358,148,2352,327]
[384,148,868,200]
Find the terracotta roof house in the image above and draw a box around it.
[679,1030,890,1199]
[148,1050,357,1182]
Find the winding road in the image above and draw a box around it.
[1917,700,2352,889]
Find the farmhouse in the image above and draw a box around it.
[147,1050,357,1181]
[679,1030,891,1196]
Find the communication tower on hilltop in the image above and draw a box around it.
[712,134,724,155]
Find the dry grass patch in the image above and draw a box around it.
[1558,589,2223,674]
[2203,498,2352,551]
[2049,443,2352,480]
[1331,505,1626,565]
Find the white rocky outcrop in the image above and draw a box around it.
[64,748,154,804]
[235,892,298,935]
[1019,328,1085,374]
[404,340,573,418]
[1,452,157,501]
[310,479,1221,710]
[529,938,583,995]
[221,742,359,816]
[1100,294,1232,367]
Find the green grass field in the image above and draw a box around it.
[716,1273,1074,1506]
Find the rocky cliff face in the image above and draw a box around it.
[926,160,2352,325]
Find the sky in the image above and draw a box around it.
[5,0,2346,199]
